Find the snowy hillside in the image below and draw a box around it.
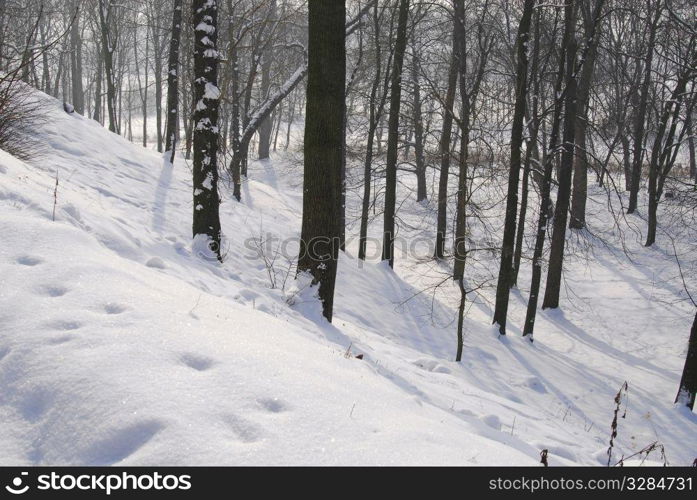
[0,90,695,466]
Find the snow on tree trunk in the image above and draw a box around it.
[191,0,222,262]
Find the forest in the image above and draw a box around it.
[0,0,696,467]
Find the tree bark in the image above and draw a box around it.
[69,1,84,114]
[94,52,102,124]
[523,1,574,339]
[645,50,695,246]
[257,0,277,160]
[628,2,661,214]
[687,111,696,181]
[542,1,578,310]
[492,0,535,333]
[382,0,409,268]
[359,1,385,261]
[512,6,542,287]
[297,0,345,322]
[676,311,697,410]
[191,0,222,260]
[165,0,183,164]
[434,45,458,260]
[98,0,118,133]
[569,0,604,230]
[149,3,165,152]
[410,37,426,203]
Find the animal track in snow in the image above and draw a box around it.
[223,414,263,443]
[37,284,69,297]
[47,335,74,345]
[412,358,452,374]
[257,398,289,414]
[80,420,165,465]
[180,353,215,372]
[237,289,260,302]
[103,303,128,315]
[46,320,82,331]
[16,255,43,266]
[481,414,502,431]
[18,387,53,422]
[145,257,166,269]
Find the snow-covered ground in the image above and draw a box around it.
[0,89,695,465]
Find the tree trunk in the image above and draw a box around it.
[492,0,534,333]
[523,0,573,339]
[410,38,426,203]
[94,54,102,124]
[513,6,542,287]
[628,3,661,214]
[569,0,603,230]
[258,0,277,160]
[165,0,183,164]
[382,0,409,268]
[191,0,222,261]
[542,2,578,310]
[676,311,697,410]
[227,9,242,200]
[297,0,345,322]
[621,135,632,191]
[70,2,84,114]
[434,46,458,260]
[98,0,118,133]
[152,17,164,153]
[40,24,50,94]
[687,111,696,181]
[359,1,383,262]
[452,0,470,285]
[645,53,695,247]
[284,93,295,150]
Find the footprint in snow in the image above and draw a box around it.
[80,420,165,466]
[16,255,43,266]
[145,257,166,269]
[412,358,452,374]
[223,414,263,443]
[47,335,75,345]
[481,414,502,431]
[238,289,260,301]
[18,386,53,422]
[46,319,82,331]
[521,376,548,394]
[257,398,289,414]
[179,353,215,372]
[103,303,128,315]
[37,285,69,297]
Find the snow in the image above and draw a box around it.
[195,22,215,34]
[203,82,220,101]
[0,88,695,466]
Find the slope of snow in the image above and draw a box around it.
[0,89,695,465]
